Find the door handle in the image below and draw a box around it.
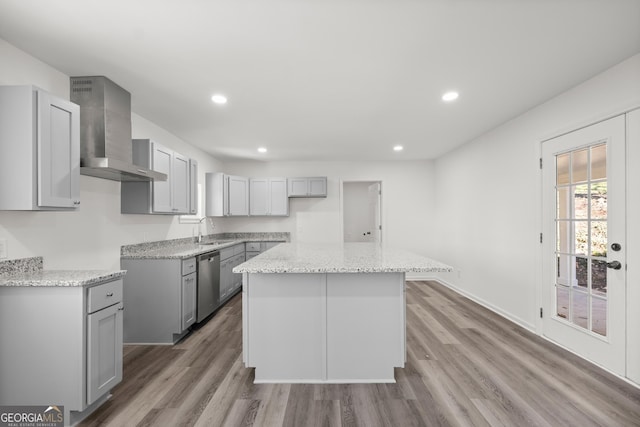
[607,261,622,270]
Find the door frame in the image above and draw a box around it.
[339,179,384,244]
[535,105,640,382]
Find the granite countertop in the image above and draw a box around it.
[121,232,290,260]
[232,242,453,274]
[0,256,127,287]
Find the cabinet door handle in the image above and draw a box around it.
[106,292,114,297]
[118,306,125,311]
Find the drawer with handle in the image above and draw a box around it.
[182,257,197,275]
[246,242,261,252]
[87,279,123,314]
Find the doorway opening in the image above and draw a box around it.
[342,181,382,243]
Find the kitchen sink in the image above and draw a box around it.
[200,240,233,245]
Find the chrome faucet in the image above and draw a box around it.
[197,217,207,243]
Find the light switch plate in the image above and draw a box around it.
[0,239,7,260]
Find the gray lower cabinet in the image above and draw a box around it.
[0,85,81,210]
[87,285,124,405]
[121,257,196,344]
[246,241,285,260]
[0,279,123,424]
[182,271,197,330]
[220,243,245,301]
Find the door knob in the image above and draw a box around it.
[607,261,622,270]
[611,243,622,251]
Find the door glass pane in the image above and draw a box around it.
[572,290,589,330]
[557,254,571,285]
[591,182,607,219]
[556,285,569,319]
[591,221,607,257]
[592,297,607,336]
[574,256,588,289]
[557,221,570,253]
[572,149,588,183]
[557,187,571,219]
[591,144,606,180]
[557,153,570,185]
[573,184,588,219]
[592,259,607,296]
[574,222,588,256]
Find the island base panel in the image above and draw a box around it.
[244,272,406,383]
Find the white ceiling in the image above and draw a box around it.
[1,0,639,162]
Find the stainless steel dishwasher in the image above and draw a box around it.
[196,251,220,323]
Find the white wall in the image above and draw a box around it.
[0,38,224,270]
[219,161,438,259]
[433,54,640,382]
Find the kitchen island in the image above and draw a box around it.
[233,243,452,384]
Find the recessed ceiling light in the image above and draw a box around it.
[257,147,267,153]
[393,145,404,152]
[211,94,227,104]
[442,91,459,102]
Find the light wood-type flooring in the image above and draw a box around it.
[80,281,640,426]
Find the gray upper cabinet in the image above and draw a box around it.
[0,85,80,210]
[288,177,327,198]
[172,152,189,213]
[206,172,249,217]
[228,175,249,215]
[121,139,191,214]
[189,159,198,215]
[249,177,288,216]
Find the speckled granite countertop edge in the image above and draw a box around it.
[121,232,290,260]
[1,270,127,287]
[233,243,454,274]
[0,256,127,287]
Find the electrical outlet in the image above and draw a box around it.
[0,239,7,260]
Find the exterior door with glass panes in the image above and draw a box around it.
[541,115,626,375]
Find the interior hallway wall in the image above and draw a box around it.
[433,53,640,383]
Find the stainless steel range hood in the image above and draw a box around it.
[70,76,166,182]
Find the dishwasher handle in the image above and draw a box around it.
[198,251,220,263]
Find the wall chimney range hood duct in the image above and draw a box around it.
[70,76,166,182]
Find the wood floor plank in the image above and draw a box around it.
[78,282,640,427]
[470,398,513,427]
[251,383,290,427]
[193,355,254,427]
